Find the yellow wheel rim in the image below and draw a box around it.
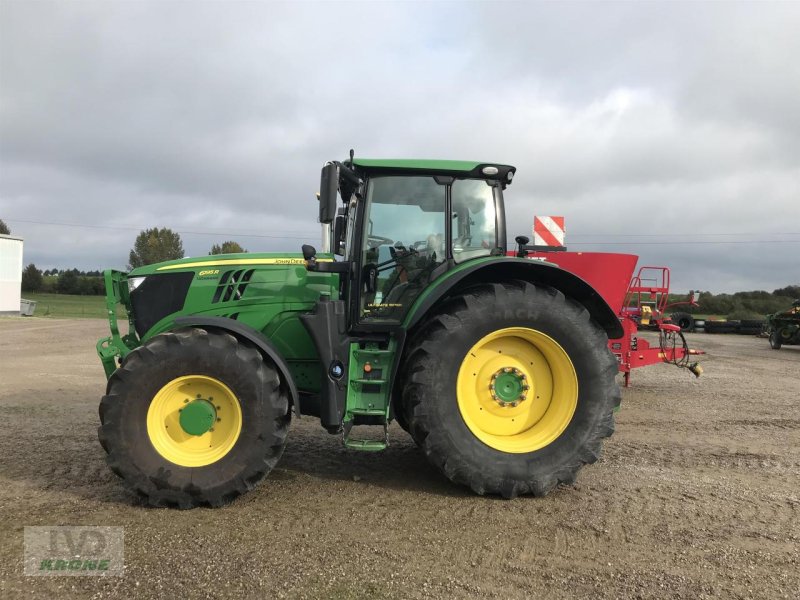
[146,375,243,467]
[456,327,578,453]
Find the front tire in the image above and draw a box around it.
[401,281,619,498]
[98,328,289,508]
[769,330,782,350]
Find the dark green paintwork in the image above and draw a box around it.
[98,253,538,396]
[98,253,340,392]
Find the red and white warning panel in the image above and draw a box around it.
[533,216,566,248]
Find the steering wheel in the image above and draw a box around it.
[367,235,394,250]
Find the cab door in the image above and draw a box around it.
[355,175,448,325]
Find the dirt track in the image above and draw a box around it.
[0,318,798,599]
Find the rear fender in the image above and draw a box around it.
[404,257,623,339]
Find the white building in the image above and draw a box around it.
[0,234,23,315]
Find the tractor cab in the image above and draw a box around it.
[304,157,515,328]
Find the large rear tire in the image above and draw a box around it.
[98,328,290,508]
[670,312,695,332]
[401,281,619,498]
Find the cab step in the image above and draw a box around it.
[342,420,388,452]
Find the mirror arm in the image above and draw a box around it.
[313,261,351,274]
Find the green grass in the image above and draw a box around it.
[23,293,126,319]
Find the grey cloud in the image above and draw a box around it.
[1,1,798,292]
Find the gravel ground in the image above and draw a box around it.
[0,317,798,599]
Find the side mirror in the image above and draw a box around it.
[302,243,350,275]
[515,235,530,258]
[302,244,319,272]
[302,244,317,261]
[319,162,339,224]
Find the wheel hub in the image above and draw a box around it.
[179,398,217,436]
[490,367,529,407]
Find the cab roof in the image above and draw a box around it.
[350,158,516,183]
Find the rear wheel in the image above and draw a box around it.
[401,281,619,498]
[670,312,694,332]
[98,328,289,508]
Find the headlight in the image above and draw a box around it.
[127,276,146,292]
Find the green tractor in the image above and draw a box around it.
[765,300,800,349]
[97,155,623,508]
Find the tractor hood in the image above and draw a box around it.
[128,252,317,277]
[114,252,338,343]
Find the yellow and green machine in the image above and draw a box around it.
[97,155,624,508]
[765,300,800,349]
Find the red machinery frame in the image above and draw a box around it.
[615,266,703,386]
[621,266,699,328]
[511,250,704,386]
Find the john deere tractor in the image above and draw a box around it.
[97,155,623,508]
[765,300,800,349]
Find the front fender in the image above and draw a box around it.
[173,316,301,416]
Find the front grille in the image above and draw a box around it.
[130,272,194,337]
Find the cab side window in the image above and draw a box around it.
[451,179,497,263]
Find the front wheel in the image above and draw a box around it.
[401,281,620,498]
[98,328,290,508]
[769,330,782,350]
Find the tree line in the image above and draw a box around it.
[12,221,799,314]
[22,266,106,295]
[21,227,247,295]
[668,286,800,319]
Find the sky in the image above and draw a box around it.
[1,1,798,293]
